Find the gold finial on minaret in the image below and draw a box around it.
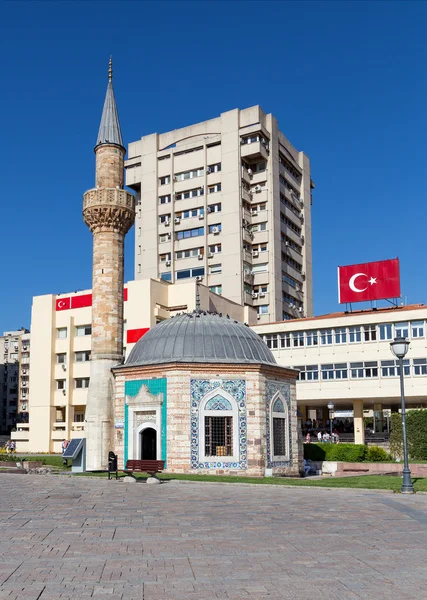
[108,56,113,82]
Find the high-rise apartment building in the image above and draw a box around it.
[0,329,30,433]
[126,105,314,323]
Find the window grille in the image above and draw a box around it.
[273,418,286,456]
[205,416,232,456]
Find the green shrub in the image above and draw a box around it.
[366,446,390,462]
[304,443,367,462]
[390,410,427,461]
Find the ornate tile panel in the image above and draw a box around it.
[266,381,292,468]
[190,379,247,470]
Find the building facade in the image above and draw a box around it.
[13,279,256,453]
[0,329,30,434]
[126,105,314,323]
[253,304,427,443]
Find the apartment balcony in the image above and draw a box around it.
[282,225,303,247]
[244,291,254,306]
[21,357,30,365]
[243,271,254,285]
[251,171,268,186]
[71,422,85,432]
[12,428,30,441]
[253,272,270,286]
[283,263,304,284]
[279,163,302,191]
[282,243,303,264]
[242,188,252,203]
[242,228,254,244]
[243,249,252,264]
[250,210,268,224]
[241,141,269,161]
[51,428,67,441]
[241,167,252,185]
[155,305,170,321]
[252,250,269,263]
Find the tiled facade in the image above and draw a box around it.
[113,363,301,477]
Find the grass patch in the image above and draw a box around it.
[74,470,427,492]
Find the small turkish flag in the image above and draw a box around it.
[56,297,71,311]
[338,259,401,304]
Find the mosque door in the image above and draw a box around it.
[140,427,157,460]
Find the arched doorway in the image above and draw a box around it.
[140,427,157,460]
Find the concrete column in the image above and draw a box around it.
[373,402,384,433]
[353,399,365,445]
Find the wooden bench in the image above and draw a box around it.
[123,459,165,479]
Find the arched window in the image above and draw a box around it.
[271,394,289,460]
[200,392,239,462]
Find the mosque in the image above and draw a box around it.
[82,59,302,477]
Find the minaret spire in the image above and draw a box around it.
[95,56,124,151]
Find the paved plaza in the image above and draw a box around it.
[0,475,427,599]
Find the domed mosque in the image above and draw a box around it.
[112,311,302,477]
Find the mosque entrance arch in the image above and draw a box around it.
[140,427,157,460]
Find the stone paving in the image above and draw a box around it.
[0,475,427,599]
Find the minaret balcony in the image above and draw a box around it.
[83,187,135,234]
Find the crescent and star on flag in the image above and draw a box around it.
[348,273,377,293]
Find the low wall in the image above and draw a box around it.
[309,461,427,477]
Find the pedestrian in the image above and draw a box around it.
[5,440,10,454]
[317,431,322,443]
[306,432,311,444]
[9,440,15,454]
[303,459,311,476]
[62,439,69,466]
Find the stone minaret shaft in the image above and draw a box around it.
[83,59,135,470]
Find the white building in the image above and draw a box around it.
[253,304,427,443]
[13,279,255,453]
[126,105,314,323]
[0,329,30,433]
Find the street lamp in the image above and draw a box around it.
[390,336,414,494]
[327,401,334,442]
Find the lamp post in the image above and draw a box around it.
[390,336,414,494]
[327,401,334,442]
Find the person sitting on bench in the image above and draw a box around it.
[303,459,311,476]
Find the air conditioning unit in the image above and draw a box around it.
[22,370,27,375]
[198,214,204,220]
[164,220,170,227]
[285,241,289,247]
[252,293,258,299]
[198,254,204,260]
[259,293,265,298]
[62,364,67,371]
[165,260,171,267]
[247,168,253,176]
[174,217,180,224]
[207,252,214,259]
[206,167,212,174]
[212,227,220,235]
[252,250,259,257]
[301,272,306,280]
[23,346,28,350]
[298,307,304,313]
[195,276,203,282]
[62,389,66,396]
[251,210,258,216]
[167,233,171,240]
[254,185,262,193]
[173,175,178,181]
[257,314,261,320]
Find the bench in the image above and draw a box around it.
[123,459,165,479]
[342,468,369,473]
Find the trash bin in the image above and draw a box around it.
[108,451,118,480]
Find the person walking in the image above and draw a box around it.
[61,439,69,466]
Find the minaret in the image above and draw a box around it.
[83,58,135,470]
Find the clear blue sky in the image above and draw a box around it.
[2,0,426,333]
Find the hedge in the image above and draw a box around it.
[304,443,391,463]
[390,410,427,460]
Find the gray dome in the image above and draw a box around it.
[125,312,277,367]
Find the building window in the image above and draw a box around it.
[76,325,92,337]
[413,358,427,375]
[207,163,221,173]
[159,234,170,243]
[208,264,222,275]
[74,412,85,422]
[363,325,377,342]
[252,263,268,274]
[159,194,171,204]
[282,273,297,288]
[176,267,205,280]
[208,203,221,213]
[209,285,222,295]
[160,252,171,262]
[321,363,348,380]
[56,353,66,364]
[411,321,424,338]
[160,272,171,281]
[320,329,333,345]
[208,223,222,234]
[159,214,170,224]
[271,396,288,459]
[280,333,291,348]
[176,248,200,260]
[350,361,378,378]
[159,175,170,185]
[176,207,204,220]
[395,322,409,338]
[208,183,221,193]
[175,167,204,182]
[379,323,393,340]
[75,378,90,389]
[175,187,204,201]
[204,416,232,456]
[208,244,222,254]
[335,328,347,344]
[263,334,278,349]
[75,351,91,363]
[349,326,361,343]
[176,226,204,240]
[293,332,304,347]
[57,327,67,339]
[56,379,66,390]
[258,305,269,315]
[296,365,319,381]
[251,222,267,232]
[381,359,410,377]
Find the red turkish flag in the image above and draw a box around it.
[123,288,128,301]
[71,294,92,309]
[338,259,400,304]
[56,297,71,311]
[127,328,150,344]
